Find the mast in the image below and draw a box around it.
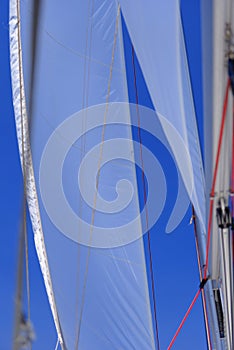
[201,1,234,348]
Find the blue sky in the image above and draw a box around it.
[0,1,208,349]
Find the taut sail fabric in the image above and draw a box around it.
[10,0,155,348]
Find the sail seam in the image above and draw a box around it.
[74,0,93,347]
[75,5,121,348]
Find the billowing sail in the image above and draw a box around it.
[10,0,155,348]
[9,0,234,349]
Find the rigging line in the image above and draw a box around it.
[13,221,25,350]
[84,1,95,111]
[231,100,234,255]
[74,1,93,347]
[161,57,230,350]
[204,77,231,279]
[28,0,41,129]
[131,45,160,350]
[192,207,212,350]
[167,289,202,350]
[167,272,209,348]
[75,5,121,348]
[231,100,234,215]
[219,225,232,347]
[231,99,234,343]
[16,0,31,341]
[54,338,59,350]
[225,97,234,347]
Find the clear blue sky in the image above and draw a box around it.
[0,1,208,349]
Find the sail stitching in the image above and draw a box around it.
[14,0,123,72]
[74,0,94,347]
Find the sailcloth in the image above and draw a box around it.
[10,0,156,349]
[9,0,233,349]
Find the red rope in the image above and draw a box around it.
[131,45,160,350]
[167,78,230,349]
[231,100,234,258]
[204,78,230,279]
[203,200,214,279]
[167,289,201,350]
[192,207,212,350]
[231,101,234,215]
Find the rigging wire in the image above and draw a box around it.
[231,103,234,209]
[231,100,234,258]
[228,98,234,346]
[219,210,232,348]
[231,98,234,345]
[131,45,160,350]
[204,77,231,279]
[54,338,59,350]
[167,289,202,350]
[167,77,231,348]
[13,222,25,350]
[192,207,212,350]
[14,2,32,349]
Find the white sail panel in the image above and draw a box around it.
[119,0,206,234]
[10,0,156,349]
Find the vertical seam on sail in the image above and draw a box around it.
[9,0,66,348]
[75,5,121,348]
[74,0,94,347]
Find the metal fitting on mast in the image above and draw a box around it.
[216,197,232,229]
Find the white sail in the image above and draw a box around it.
[9,0,234,349]
[9,0,156,348]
